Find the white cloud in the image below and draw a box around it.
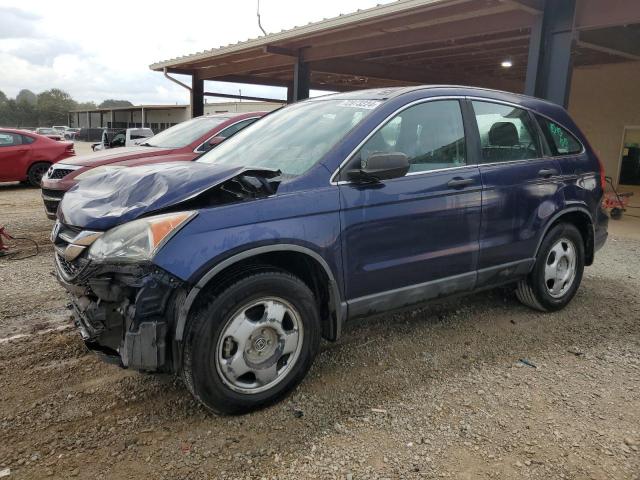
[0,0,392,105]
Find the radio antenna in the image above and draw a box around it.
[257,0,267,36]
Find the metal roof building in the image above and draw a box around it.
[150,0,640,186]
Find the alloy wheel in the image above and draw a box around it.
[215,297,303,394]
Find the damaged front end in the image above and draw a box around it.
[53,162,282,372]
[54,223,186,372]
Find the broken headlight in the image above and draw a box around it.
[87,211,196,262]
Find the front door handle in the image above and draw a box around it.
[538,168,558,178]
[447,177,475,188]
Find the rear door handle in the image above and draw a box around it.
[447,177,475,188]
[538,168,558,178]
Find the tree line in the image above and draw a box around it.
[0,89,133,128]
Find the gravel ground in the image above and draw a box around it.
[0,184,639,480]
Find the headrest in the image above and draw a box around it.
[489,122,519,146]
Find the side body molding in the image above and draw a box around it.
[174,244,346,341]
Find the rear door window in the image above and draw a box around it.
[217,118,258,139]
[536,116,583,156]
[0,133,20,146]
[471,101,541,163]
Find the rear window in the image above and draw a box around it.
[471,101,541,163]
[536,116,583,156]
[0,132,20,146]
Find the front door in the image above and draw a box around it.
[338,99,482,317]
[0,132,30,181]
[469,100,564,284]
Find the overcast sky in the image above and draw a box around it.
[0,0,393,105]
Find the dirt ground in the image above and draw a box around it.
[0,183,639,480]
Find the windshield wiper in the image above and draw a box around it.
[139,142,156,147]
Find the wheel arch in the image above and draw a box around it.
[26,160,52,176]
[535,206,595,266]
[175,244,346,344]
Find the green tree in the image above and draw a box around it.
[14,89,38,126]
[0,99,19,127]
[16,89,37,106]
[98,99,133,108]
[0,91,8,126]
[37,89,75,126]
[75,101,98,110]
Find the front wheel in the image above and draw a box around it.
[182,271,321,414]
[27,162,51,187]
[516,223,585,312]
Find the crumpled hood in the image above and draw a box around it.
[59,162,275,230]
[63,146,168,167]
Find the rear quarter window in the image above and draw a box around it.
[536,116,582,156]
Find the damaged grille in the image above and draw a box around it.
[52,223,99,281]
[42,188,65,199]
[48,168,74,179]
[56,251,82,277]
[41,188,65,216]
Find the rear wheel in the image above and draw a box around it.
[182,271,321,414]
[516,223,585,312]
[27,162,51,187]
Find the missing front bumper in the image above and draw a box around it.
[59,260,185,373]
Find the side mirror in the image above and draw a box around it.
[347,152,410,182]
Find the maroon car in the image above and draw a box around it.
[41,112,265,218]
[0,129,75,186]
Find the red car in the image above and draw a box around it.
[41,112,266,219]
[0,129,75,186]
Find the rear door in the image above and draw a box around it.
[0,132,30,181]
[339,99,482,316]
[469,100,563,284]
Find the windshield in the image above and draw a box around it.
[197,99,380,176]
[144,116,229,148]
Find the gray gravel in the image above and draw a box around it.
[1,185,638,480]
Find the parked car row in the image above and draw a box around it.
[0,128,75,185]
[90,128,154,151]
[48,86,608,415]
[41,111,265,217]
[34,127,65,141]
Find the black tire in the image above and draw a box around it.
[516,223,585,312]
[27,162,51,187]
[182,271,321,415]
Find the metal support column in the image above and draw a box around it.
[292,58,310,102]
[191,74,204,118]
[524,0,577,107]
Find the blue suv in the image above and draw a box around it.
[53,86,608,414]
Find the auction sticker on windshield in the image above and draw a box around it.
[337,100,382,109]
